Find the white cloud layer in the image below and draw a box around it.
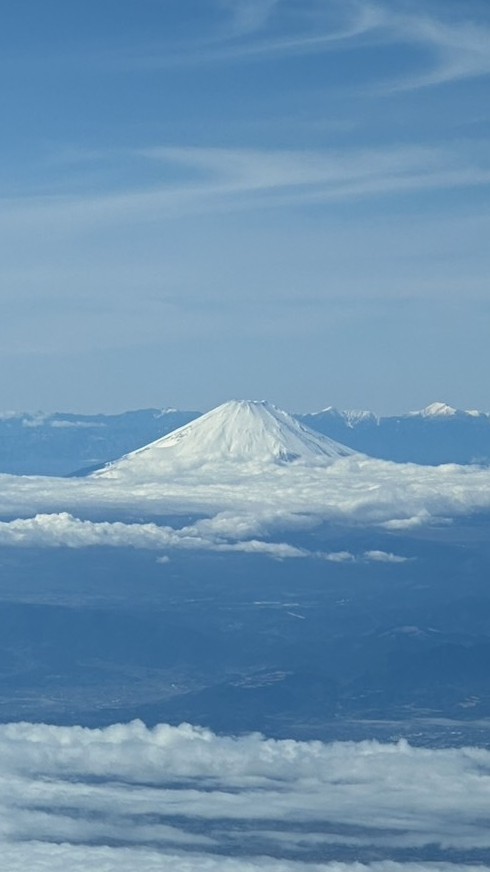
[0,511,304,558]
[0,452,489,550]
[324,550,409,563]
[0,720,489,871]
[0,512,409,560]
[0,846,483,872]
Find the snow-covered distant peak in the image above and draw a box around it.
[343,409,378,426]
[409,402,487,419]
[419,402,459,418]
[95,399,356,480]
[302,407,378,427]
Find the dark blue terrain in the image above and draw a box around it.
[1,514,489,748]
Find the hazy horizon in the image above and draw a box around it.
[0,394,487,418]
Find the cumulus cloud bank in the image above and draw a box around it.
[0,720,489,871]
[0,512,410,561]
[0,512,304,558]
[0,454,489,528]
[0,443,489,556]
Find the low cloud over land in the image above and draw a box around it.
[0,720,489,870]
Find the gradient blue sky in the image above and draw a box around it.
[1,0,489,413]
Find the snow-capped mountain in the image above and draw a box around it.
[306,406,379,427]
[409,402,486,419]
[95,400,356,479]
[303,401,488,424]
[298,402,490,466]
[0,400,489,476]
[1,400,490,552]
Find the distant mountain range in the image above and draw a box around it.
[299,402,490,467]
[0,401,489,475]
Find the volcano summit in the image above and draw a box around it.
[95,400,356,480]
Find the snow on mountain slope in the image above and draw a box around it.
[306,401,489,423]
[412,402,459,418]
[3,403,490,551]
[306,407,379,428]
[95,400,356,479]
[402,401,489,419]
[3,404,490,541]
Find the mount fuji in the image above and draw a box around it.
[95,400,356,480]
[0,400,489,477]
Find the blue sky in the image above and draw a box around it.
[1,0,489,414]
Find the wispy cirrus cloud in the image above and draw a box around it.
[223,0,490,92]
[375,6,490,92]
[128,0,381,67]
[127,0,490,93]
[140,142,490,206]
[197,1,382,63]
[2,141,489,238]
[217,0,282,39]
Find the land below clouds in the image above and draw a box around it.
[1,515,490,745]
[1,407,490,869]
[1,400,490,739]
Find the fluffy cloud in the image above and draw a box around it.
[0,513,411,561]
[0,720,489,871]
[363,550,409,563]
[0,452,489,556]
[323,550,408,563]
[1,455,490,529]
[0,845,482,872]
[0,512,304,558]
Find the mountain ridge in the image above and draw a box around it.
[0,401,489,475]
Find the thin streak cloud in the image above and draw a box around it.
[1,142,489,236]
[376,9,490,92]
[117,0,490,95]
